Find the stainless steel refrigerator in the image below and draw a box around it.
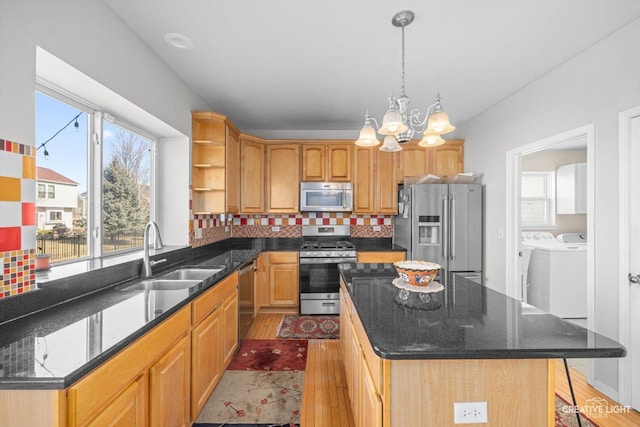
[393,183,483,286]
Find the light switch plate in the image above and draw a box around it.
[271,226,281,232]
[194,228,202,239]
[372,225,382,232]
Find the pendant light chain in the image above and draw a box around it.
[401,25,406,97]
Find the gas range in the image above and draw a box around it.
[298,225,355,315]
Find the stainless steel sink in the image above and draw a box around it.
[117,266,225,291]
[120,279,202,291]
[160,267,224,281]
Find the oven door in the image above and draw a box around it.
[299,257,355,294]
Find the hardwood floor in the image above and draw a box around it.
[247,313,640,427]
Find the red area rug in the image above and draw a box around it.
[277,315,339,339]
[555,394,599,427]
[227,339,308,371]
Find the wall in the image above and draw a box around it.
[0,0,210,299]
[458,17,640,395]
[521,149,587,235]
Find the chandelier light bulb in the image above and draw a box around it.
[380,135,403,152]
[419,133,446,147]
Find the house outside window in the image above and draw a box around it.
[38,183,46,198]
[521,171,555,228]
[47,184,55,199]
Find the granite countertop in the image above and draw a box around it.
[0,248,263,390]
[338,263,626,360]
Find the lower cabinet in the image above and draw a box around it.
[356,251,406,263]
[86,375,146,427]
[191,306,223,417]
[150,335,191,427]
[267,252,299,308]
[222,290,239,366]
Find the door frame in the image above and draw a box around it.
[505,124,595,382]
[617,105,640,406]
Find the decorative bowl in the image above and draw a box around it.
[393,260,441,286]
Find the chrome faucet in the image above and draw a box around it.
[143,221,166,277]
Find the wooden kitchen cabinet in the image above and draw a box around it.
[301,142,352,182]
[225,124,241,213]
[266,144,300,213]
[255,253,270,312]
[353,147,398,214]
[67,306,191,427]
[85,375,147,427]
[191,272,239,418]
[192,112,227,214]
[356,251,405,263]
[240,135,265,213]
[396,139,465,183]
[150,335,191,427]
[221,290,239,366]
[268,252,299,307]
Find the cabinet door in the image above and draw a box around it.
[225,126,240,213]
[255,253,270,312]
[149,336,190,427]
[266,144,300,213]
[375,151,398,214]
[430,140,464,177]
[191,308,222,417]
[301,145,326,182]
[240,138,265,213]
[399,144,429,182]
[348,319,361,426]
[86,375,147,427]
[269,262,299,307]
[353,147,376,213]
[356,251,405,263]
[327,143,352,182]
[360,361,383,427]
[222,291,239,367]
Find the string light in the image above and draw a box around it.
[37,112,82,159]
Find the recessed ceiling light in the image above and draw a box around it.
[164,32,194,50]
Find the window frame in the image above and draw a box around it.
[36,85,157,263]
[521,171,556,229]
[47,210,63,223]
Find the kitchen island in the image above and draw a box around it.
[338,263,625,426]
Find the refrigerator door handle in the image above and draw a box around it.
[442,195,448,261]
[450,196,456,260]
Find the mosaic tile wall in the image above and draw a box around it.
[0,139,37,299]
[231,213,393,238]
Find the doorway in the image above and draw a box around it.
[505,124,595,382]
[617,106,640,410]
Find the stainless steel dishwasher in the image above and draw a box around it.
[238,260,256,340]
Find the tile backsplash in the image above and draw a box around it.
[0,139,36,299]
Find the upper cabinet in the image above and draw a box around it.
[240,135,265,213]
[302,142,352,182]
[266,144,300,213]
[225,124,241,214]
[397,139,465,183]
[191,112,227,214]
[353,147,398,214]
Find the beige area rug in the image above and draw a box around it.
[194,370,304,425]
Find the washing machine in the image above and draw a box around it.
[521,232,587,318]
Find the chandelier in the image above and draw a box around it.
[355,10,455,151]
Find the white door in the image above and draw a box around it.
[629,115,640,410]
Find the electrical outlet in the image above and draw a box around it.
[271,226,281,232]
[194,228,202,239]
[225,226,230,232]
[372,225,382,232]
[454,402,488,424]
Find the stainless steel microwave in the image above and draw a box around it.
[300,182,353,212]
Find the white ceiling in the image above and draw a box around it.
[102,0,640,138]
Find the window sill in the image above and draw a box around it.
[36,245,188,284]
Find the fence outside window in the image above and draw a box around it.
[37,232,145,263]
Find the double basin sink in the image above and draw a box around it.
[117,266,226,291]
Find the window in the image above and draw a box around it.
[35,90,156,263]
[48,211,62,222]
[521,171,555,228]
